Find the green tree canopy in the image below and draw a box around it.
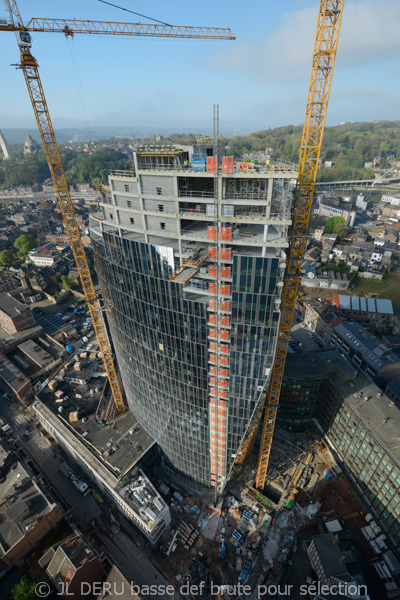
[0,249,14,266]
[61,274,77,290]
[10,577,40,600]
[333,220,347,238]
[14,234,39,257]
[325,216,345,234]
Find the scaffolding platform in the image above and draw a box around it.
[170,267,198,283]
[181,247,208,267]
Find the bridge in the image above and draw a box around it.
[315,177,400,189]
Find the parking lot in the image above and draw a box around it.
[289,320,323,353]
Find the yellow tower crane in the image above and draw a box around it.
[254,0,345,490]
[1,0,234,417]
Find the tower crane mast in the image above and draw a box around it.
[255,0,345,490]
[2,0,234,416]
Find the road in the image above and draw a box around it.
[0,398,177,600]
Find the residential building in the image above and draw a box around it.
[43,536,104,600]
[0,292,35,334]
[381,194,400,206]
[28,252,57,267]
[91,145,296,492]
[303,298,342,343]
[0,447,64,569]
[96,565,142,600]
[318,202,356,227]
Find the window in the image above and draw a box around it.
[109,213,114,220]
[158,204,164,212]
[127,200,132,207]
[124,184,130,192]
[156,187,162,196]
[160,222,166,230]
[130,217,135,224]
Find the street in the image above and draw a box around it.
[0,397,177,600]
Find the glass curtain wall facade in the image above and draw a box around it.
[91,147,296,491]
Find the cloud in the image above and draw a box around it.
[208,0,400,83]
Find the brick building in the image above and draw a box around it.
[0,447,64,569]
[0,293,35,334]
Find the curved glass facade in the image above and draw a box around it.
[93,232,211,488]
[93,230,281,489]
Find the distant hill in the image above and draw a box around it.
[226,120,400,182]
[1,127,142,145]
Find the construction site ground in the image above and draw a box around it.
[154,426,349,596]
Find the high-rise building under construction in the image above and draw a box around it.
[90,144,296,492]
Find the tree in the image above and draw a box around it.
[325,216,345,234]
[61,274,77,290]
[333,220,346,238]
[10,578,40,600]
[14,234,39,257]
[0,249,14,266]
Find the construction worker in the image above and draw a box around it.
[183,159,189,168]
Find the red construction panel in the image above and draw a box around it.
[221,301,230,312]
[208,226,217,240]
[210,388,216,396]
[219,390,228,399]
[209,315,217,325]
[220,368,229,378]
[208,247,217,259]
[221,248,231,260]
[222,227,232,241]
[220,400,228,408]
[210,354,216,364]
[209,283,217,294]
[222,156,234,174]
[209,298,216,311]
[221,316,230,327]
[207,156,217,173]
[221,330,230,341]
[210,342,217,351]
[210,377,216,387]
[220,356,229,366]
[221,267,231,279]
[220,380,228,388]
[221,344,229,354]
[221,285,230,296]
[209,329,217,339]
[209,265,217,277]
[210,366,217,375]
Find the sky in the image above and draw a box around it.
[1,0,400,135]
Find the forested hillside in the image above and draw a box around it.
[226,120,400,182]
